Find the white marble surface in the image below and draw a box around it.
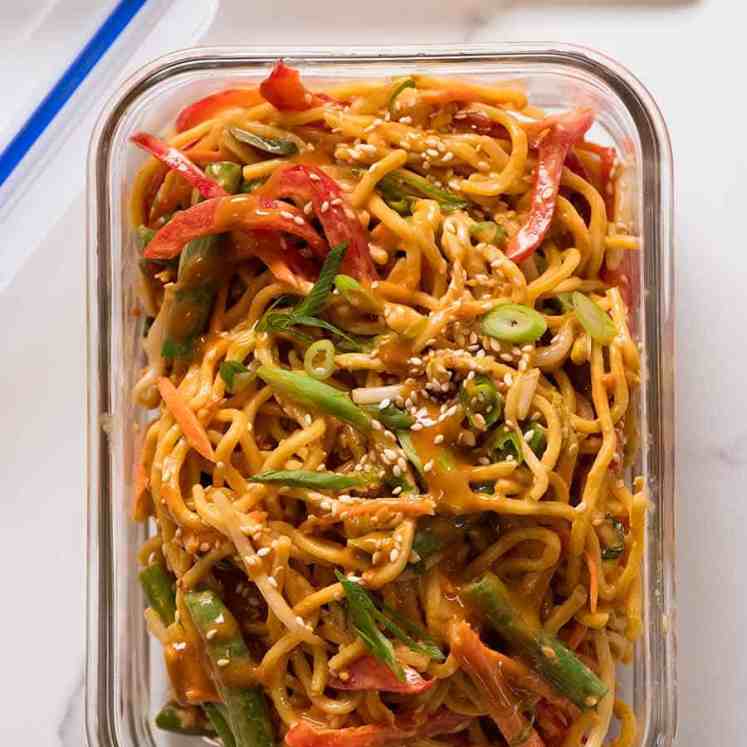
[1,0,745,744]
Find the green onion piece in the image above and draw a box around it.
[481,303,547,343]
[523,423,547,458]
[556,292,575,312]
[375,603,445,661]
[294,242,348,318]
[137,224,156,248]
[469,221,507,246]
[485,425,524,465]
[600,514,626,560]
[205,161,243,194]
[257,366,371,433]
[228,126,299,156]
[411,516,468,571]
[397,430,424,476]
[336,571,405,682]
[220,360,256,393]
[377,169,468,213]
[334,274,384,313]
[241,178,266,193]
[388,77,416,113]
[383,473,415,495]
[459,374,503,430]
[249,469,370,491]
[304,339,336,380]
[572,291,616,345]
[366,403,414,431]
[376,177,411,215]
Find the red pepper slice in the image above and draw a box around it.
[142,194,325,261]
[328,655,435,694]
[505,108,594,264]
[130,132,228,200]
[579,141,617,219]
[228,230,315,289]
[285,710,470,747]
[175,88,264,132]
[259,60,320,111]
[450,622,545,747]
[262,164,376,281]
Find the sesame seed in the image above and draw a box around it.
[500,353,513,362]
[392,486,402,496]
[173,642,186,651]
[309,172,320,181]
[280,210,295,220]
[393,465,402,477]
[293,216,305,226]
[434,434,445,445]
[206,629,217,640]
[541,646,556,659]
[330,198,343,206]
[379,398,391,409]
[424,460,434,472]
[389,549,400,562]
[257,547,271,557]
[217,658,230,667]
[296,616,305,626]
[399,116,412,124]
[267,576,278,588]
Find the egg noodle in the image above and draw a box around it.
[130,61,645,747]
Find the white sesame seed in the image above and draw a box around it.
[434,434,445,445]
[267,576,278,588]
[206,629,217,640]
[392,486,402,496]
[296,616,305,626]
[379,398,391,409]
[309,172,320,181]
[293,216,305,226]
[280,210,295,220]
[389,549,400,562]
[424,460,434,472]
[257,547,271,557]
[173,642,186,651]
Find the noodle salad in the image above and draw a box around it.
[130,60,644,747]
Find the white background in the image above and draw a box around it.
[0,0,744,744]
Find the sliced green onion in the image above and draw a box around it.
[336,571,405,682]
[485,425,524,465]
[523,423,547,458]
[240,177,266,193]
[388,77,416,113]
[459,374,503,430]
[257,366,371,433]
[219,360,256,393]
[376,170,468,213]
[304,339,336,380]
[249,469,370,491]
[481,303,547,343]
[410,516,468,573]
[366,403,414,431]
[334,274,384,313]
[556,292,575,312]
[397,431,424,476]
[469,221,507,246]
[137,224,156,248]
[600,514,626,560]
[228,126,299,156]
[572,291,616,345]
[204,161,243,194]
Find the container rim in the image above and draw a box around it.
[86,42,676,747]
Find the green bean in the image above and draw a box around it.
[205,161,243,194]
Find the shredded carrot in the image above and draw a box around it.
[585,551,598,614]
[157,377,215,461]
[132,452,150,521]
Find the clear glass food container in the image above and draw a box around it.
[85,44,676,747]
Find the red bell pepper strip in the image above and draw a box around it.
[506,108,595,264]
[130,132,228,200]
[328,655,435,694]
[285,710,470,747]
[579,141,617,219]
[175,88,264,132]
[228,230,315,289]
[563,149,591,183]
[262,164,376,282]
[450,622,546,747]
[259,60,320,111]
[142,194,325,261]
